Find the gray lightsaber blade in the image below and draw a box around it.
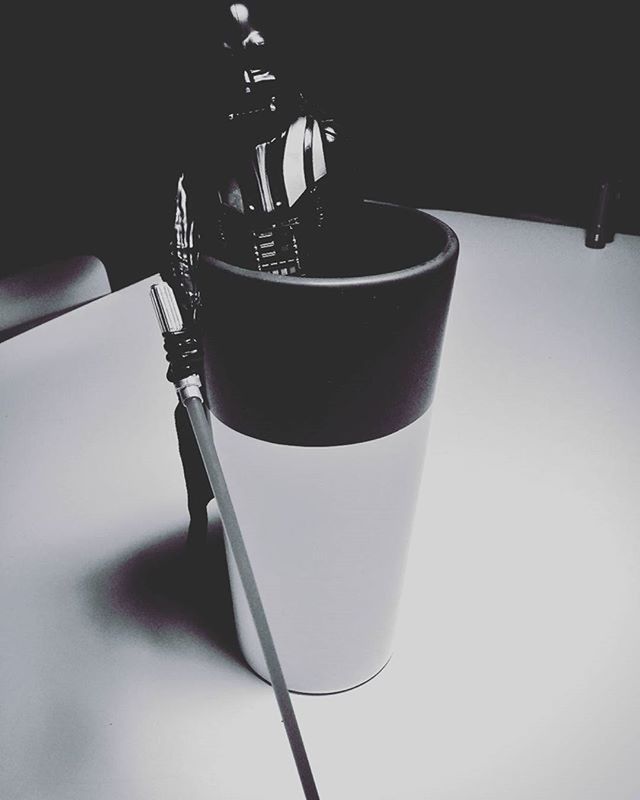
[150,282,321,800]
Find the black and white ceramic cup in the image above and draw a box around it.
[198,201,458,694]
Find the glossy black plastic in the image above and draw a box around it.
[198,201,459,447]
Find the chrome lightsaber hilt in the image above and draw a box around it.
[150,282,204,406]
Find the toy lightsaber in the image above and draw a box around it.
[150,281,321,800]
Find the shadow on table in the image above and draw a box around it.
[84,512,244,667]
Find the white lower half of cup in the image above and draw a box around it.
[209,409,431,694]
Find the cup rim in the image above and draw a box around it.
[199,200,459,289]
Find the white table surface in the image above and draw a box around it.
[1,212,639,800]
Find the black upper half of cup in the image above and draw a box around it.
[198,201,459,447]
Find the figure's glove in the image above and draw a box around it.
[160,174,204,385]
[164,173,200,326]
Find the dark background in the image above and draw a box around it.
[6,2,637,290]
